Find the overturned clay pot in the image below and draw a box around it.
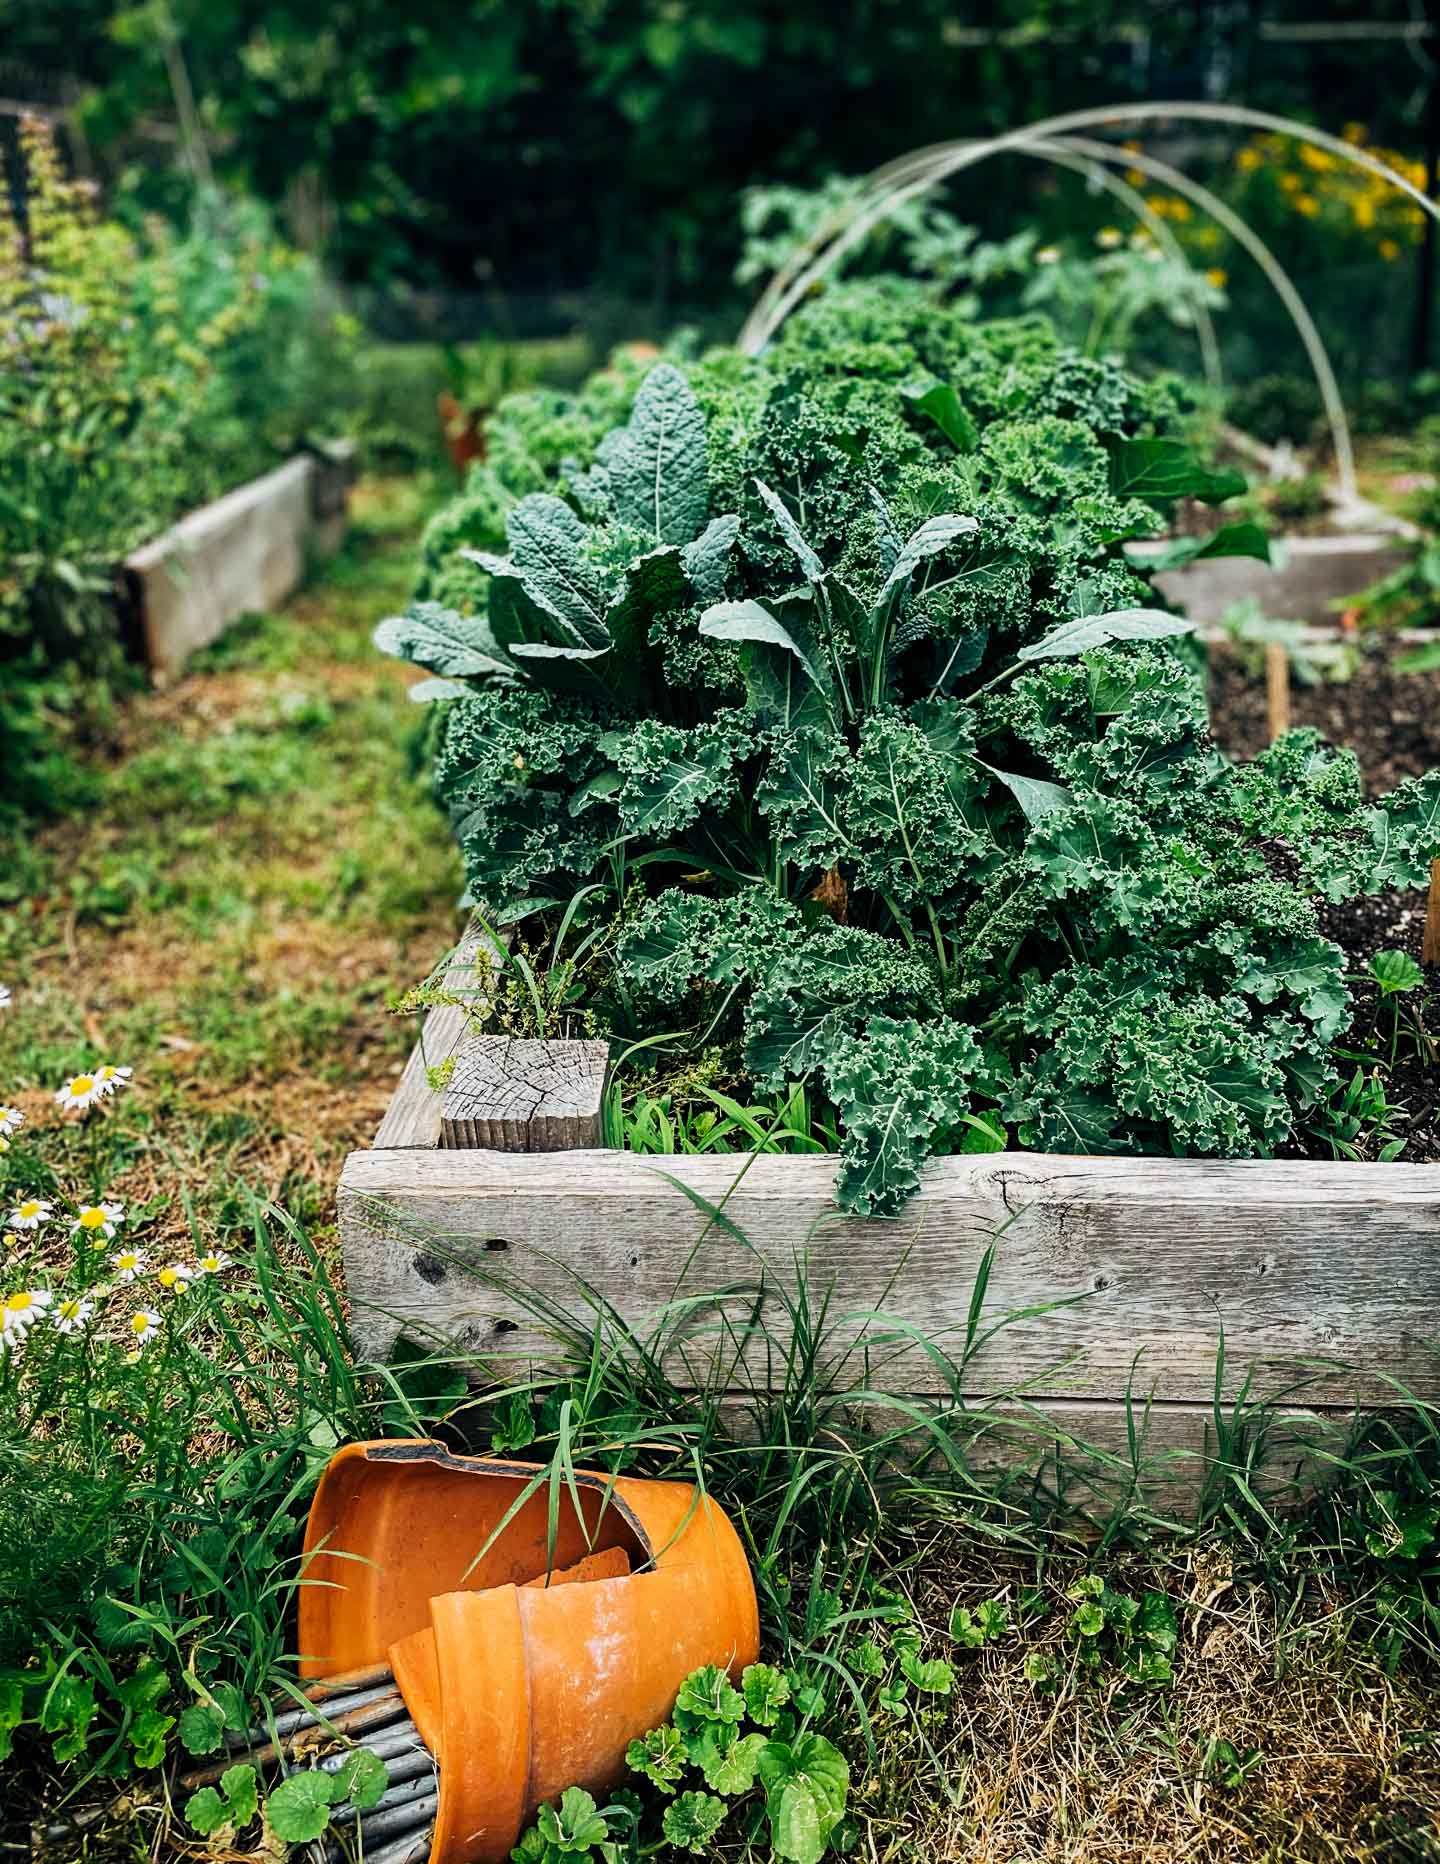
[295,1440,759,1864]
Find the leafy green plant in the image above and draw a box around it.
[0,117,358,833]
[513,1659,847,1864]
[1199,1735,1264,1791]
[381,277,1440,1213]
[1064,1575,1179,1685]
[1219,597,1358,686]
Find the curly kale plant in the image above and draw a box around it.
[378,279,1440,1214]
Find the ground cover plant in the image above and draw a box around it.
[379,277,1440,1212]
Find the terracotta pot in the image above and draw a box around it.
[297,1441,758,1864]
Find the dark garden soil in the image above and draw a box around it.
[1209,639,1440,1163]
[1208,638,1440,794]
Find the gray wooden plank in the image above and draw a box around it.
[336,1148,1440,1406]
[1141,531,1409,626]
[370,921,494,1150]
[126,456,344,681]
[440,1035,610,1150]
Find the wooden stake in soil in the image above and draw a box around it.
[1424,858,1440,966]
[1264,639,1291,741]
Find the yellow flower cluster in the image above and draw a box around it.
[1230,126,1428,258]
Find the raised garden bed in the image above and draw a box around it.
[345,286,1440,1510]
[124,444,356,682]
[339,930,1440,1510]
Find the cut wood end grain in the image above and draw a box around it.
[439,1033,610,1151]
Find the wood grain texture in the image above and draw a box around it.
[337,1147,1440,1407]
[371,923,492,1150]
[439,1036,610,1150]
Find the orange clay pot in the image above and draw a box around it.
[296,1441,759,1864]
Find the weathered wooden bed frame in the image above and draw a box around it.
[338,928,1440,1509]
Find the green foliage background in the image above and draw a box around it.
[6,0,1435,362]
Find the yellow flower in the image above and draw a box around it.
[1295,195,1320,218]
[156,1262,196,1293]
[128,1309,161,1346]
[1237,148,1263,172]
[1380,239,1401,261]
[2,1234,16,1250]
[1206,268,1228,289]
[1355,197,1377,230]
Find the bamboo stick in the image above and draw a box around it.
[1264,640,1291,740]
[1424,858,1440,966]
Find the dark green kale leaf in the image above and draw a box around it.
[826,1016,993,1216]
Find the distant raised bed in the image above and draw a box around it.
[124,444,356,681]
[338,933,1440,1512]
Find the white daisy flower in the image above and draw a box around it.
[53,1295,94,1336]
[8,1198,52,1231]
[55,1073,102,1113]
[71,1202,125,1245]
[195,1251,232,1276]
[2,1288,53,1340]
[156,1261,196,1293]
[127,1308,161,1346]
[0,1106,22,1137]
[110,1248,147,1283]
[1095,226,1124,249]
[1035,244,1061,265]
[94,1065,133,1098]
[0,985,10,1011]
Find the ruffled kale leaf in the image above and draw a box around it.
[744,925,936,1088]
[825,1016,994,1216]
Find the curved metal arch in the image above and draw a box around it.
[739,102,1438,393]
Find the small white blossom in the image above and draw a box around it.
[156,1261,196,1293]
[0,1106,22,1137]
[54,1073,102,1113]
[8,1198,52,1231]
[1035,244,1061,265]
[1095,226,1124,249]
[53,1295,94,1336]
[110,1248,147,1283]
[71,1201,125,1245]
[128,1308,161,1346]
[94,1065,133,1098]
[195,1251,232,1276]
[2,1288,53,1340]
